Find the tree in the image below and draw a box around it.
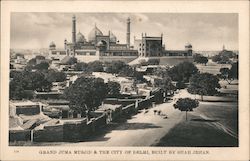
[188,73,221,101]
[174,98,199,121]
[153,67,170,78]
[218,67,233,84]
[107,81,121,97]
[118,65,134,77]
[34,61,49,70]
[211,55,222,63]
[140,59,160,66]
[218,62,238,84]
[168,62,198,88]
[75,62,88,71]
[10,77,27,100]
[35,55,45,60]
[219,50,237,59]
[45,69,67,82]
[211,50,235,64]
[87,61,104,72]
[9,71,52,100]
[219,55,230,64]
[105,61,127,74]
[230,62,238,80]
[148,59,160,65]
[194,54,208,65]
[67,57,77,65]
[64,77,108,119]
[154,75,176,94]
[27,71,52,92]
[26,58,37,67]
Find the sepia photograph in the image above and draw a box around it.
[9,12,239,147]
[1,1,249,161]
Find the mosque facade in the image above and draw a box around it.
[48,15,193,65]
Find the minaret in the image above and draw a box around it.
[72,15,76,45]
[72,15,76,56]
[126,17,131,49]
[223,44,225,51]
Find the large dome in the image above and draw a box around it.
[88,25,103,42]
[76,32,86,43]
[109,32,117,43]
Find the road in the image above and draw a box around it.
[63,90,192,146]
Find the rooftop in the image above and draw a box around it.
[10,100,38,107]
[97,104,122,111]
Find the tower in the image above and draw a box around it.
[126,17,131,49]
[185,42,193,56]
[72,15,76,44]
[72,15,76,56]
[64,39,67,49]
[223,44,225,51]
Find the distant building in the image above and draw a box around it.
[92,72,136,94]
[48,15,193,66]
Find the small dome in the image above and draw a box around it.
[49,41,56,47]
[88,25,103,42]
[109,32,117,43]
[76,32,86,43]
[185,42,192,48]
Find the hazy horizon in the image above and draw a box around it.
[11,13,238,51]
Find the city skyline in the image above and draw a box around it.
[11,13,238,51]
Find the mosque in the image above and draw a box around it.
[48,15,193,66]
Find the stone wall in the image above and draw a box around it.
[159,56,193,66]
[9,130,31,142]
[63,120,88,141]
[33,124,63,142]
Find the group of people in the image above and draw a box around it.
[143,109,168,119]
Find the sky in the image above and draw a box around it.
[11,13,238,51]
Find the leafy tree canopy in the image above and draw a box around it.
[64,77,108,114]
[10,70,52,100]
[107,81,121,97]
[168,61,198,83]
[105,61,127,74]
[67,57,78,65]
[35,55,45,60]
[193,54,208,65]
[87,61,104,72]
[140,59,160,66]
[174,98,199,120]
[104,61,145,82]
[154,76,176,93]
[34,61,49,70]
[211,50,236,64]
[188,73,221,99]
[75,62,88,71]
[230,61,238,79]
[45,69,67,82]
